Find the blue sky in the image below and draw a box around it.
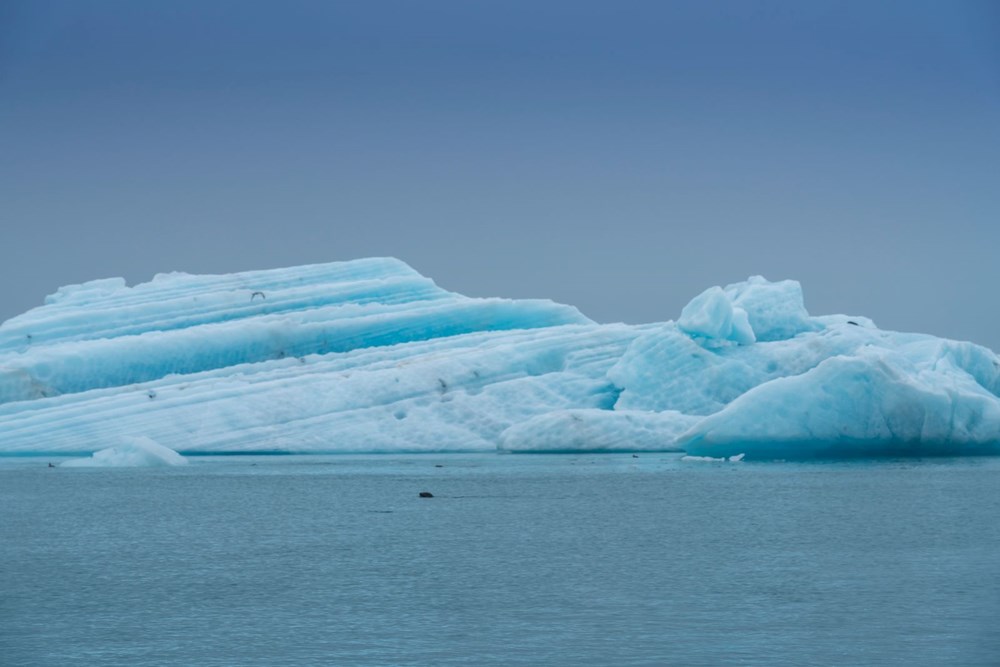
[2,1,999,347]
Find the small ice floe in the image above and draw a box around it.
[681,452,745,463]
[60,436,188,468]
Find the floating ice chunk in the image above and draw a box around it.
[60,436,188,467]
[680,453,744,462]
[1,260,998,459]
[499,409,697,452]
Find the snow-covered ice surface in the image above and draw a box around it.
[1,257,998,459]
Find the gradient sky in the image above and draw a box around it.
[2,1,999,348]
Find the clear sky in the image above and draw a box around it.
[2,1,999,348]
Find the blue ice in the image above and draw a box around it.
[1,258,998,459]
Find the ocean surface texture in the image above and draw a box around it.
[3,453,998,666]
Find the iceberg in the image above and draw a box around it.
[1,258,998,459]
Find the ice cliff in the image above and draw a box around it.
[1,258,998,459]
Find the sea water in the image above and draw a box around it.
[2,454,998,666]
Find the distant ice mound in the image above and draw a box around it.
[1,258,998,459]
[60,436,188,467]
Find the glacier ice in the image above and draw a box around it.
[1,257,998,459]
[678,286,756,346]
[499,409,698,453]
[60,436,188,467]
[679,341,1000,458]
[0,258,587,403]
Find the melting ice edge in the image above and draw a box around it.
[2,257,999,460]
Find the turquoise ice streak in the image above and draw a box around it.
[1,258,999,459]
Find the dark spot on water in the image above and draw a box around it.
[394,409,407,420]
[419,491,434,498]
[434,464,443,468]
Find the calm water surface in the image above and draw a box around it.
[2,453,998,666]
